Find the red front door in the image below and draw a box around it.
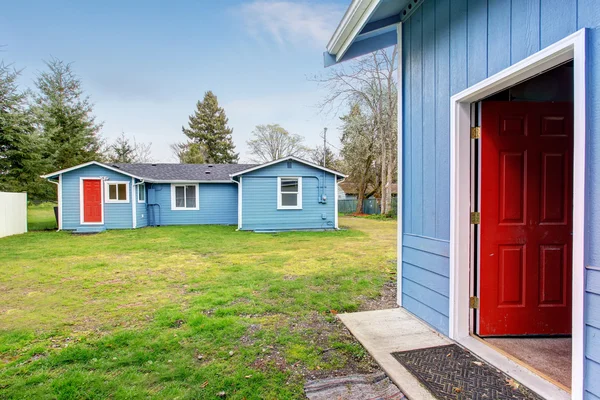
[82,179,102,223]
[479,102,573,336]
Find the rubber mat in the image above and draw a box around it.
[391,344,544,400]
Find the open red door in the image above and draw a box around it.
[479,102,573,336]
[82,179,103,224]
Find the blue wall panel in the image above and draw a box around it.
[510,0,540,63]
[148,183,237,226]
[401,3,600,389]
[61,165,133,230]
[240,160,336,231]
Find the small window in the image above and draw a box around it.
[171,184,198,210]
[277,177,302,210]
[137,184,146,203]
[105,182,129,203]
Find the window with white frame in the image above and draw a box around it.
[105,182,129,203]
[171,184,199,210]
[277,177,302,209]
[137,183,146,203]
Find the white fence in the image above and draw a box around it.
[0,192,27,238]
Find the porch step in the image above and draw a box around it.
[73,226,106,234]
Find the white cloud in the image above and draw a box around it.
[239,1,344,48]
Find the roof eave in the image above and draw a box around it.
[326,0,381,63]
[40,161,143,180]
[229,156,348,178]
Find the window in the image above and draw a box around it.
[137,184,146,203]
[171,184,199,210]
[277,177,302,210]
[105,182,129,203]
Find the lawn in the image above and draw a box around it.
[0,216,397,399]
[27,202,58,231]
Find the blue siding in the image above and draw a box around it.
[147,183,237,226]
[240,160,336,231]
[61,164,133,230]
[401,5,600,392]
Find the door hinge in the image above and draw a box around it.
[470,212,480,224]
[470,126,481,139]
[469,296,480,309]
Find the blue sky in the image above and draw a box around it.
[0,0,349,162]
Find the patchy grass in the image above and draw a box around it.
[27,203,57,231]
[0,217,396,399]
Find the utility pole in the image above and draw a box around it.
[322,127,327,167]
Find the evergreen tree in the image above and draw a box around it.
[33,58,103,170]
[0,63,52,200]
[182,91,238,163]
[170,142,207,164]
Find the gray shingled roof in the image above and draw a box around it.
[104,163,257,182]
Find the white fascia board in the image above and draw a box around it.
[327,0,365,53]
[41,161,143,180]
[229,156,348,178]
[144,180,234,184]
[326,0,381,61]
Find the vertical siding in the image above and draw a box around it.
[61,165,133,230]
[578,0,600,394]
[240,160,336,231]
[148,183,237,226]
[402,5,600,383]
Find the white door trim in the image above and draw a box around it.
[448,28,586,400]
[396,22,403,306]
[79,177,105,225]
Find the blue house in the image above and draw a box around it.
[326,0,599,399]
[41,156,345,233]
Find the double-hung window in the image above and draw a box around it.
[277,177,302,209]
[171,184,199,210]
[105,182,129,203]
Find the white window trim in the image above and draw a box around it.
[277,177,302,210]
[104,181,130,203]
[170,183,199,211]
[80,177,104,225]
[137,183,146,203]
[448,29,586,400]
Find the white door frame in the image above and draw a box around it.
[79,177,105,225]
[448,29,587,400]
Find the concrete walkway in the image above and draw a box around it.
[338,308,451,400]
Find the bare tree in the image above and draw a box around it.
[313,46,398,214]
[309,145,339,170]
[106,132,153,163]
[246,124,308,163]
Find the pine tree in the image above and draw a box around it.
[33,58,103,170]
[182,91,238,163]
[0,63,52,200]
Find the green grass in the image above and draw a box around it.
[0,217,397,399]
[27,203,58,231]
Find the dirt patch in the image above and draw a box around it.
[358,280,398,311]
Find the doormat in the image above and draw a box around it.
[391,344,544,400]
[304,372,405,400]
